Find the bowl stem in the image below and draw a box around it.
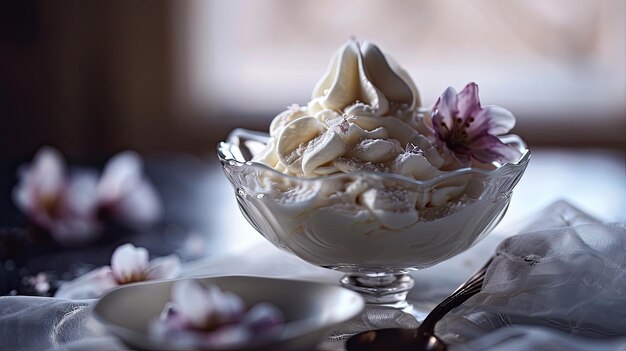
[340,273,414,311]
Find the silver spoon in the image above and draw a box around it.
[346,258,493,351]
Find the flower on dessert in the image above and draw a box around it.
[431,82,521,165]
[13,147,101,245]
[13,147,162,245]
[150,280,284,349]
[55,243,181,299]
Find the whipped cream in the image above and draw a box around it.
[255,40,446,178]
[229,40,527,271]
[254,40,468,210]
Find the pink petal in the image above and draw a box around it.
[241,302,284,332]
[30,147,66,199]
[477,105,516,135]
[64,170,100,217]
[431,113,446,140]
[12,147,103,245]
[12,184,32,216]
[205,325,251,347]
[98,151,143,204]
[171,280,245,329]
[468,134,522,164]
[464,117,490,142]
[433,86,458,128]
[172,280,215,328]
[212,290,245,325]
[54,266,118,299]
[110,180,162,228]
[98,151,162,228]
[13,146,65,215]
[432,86,461,141]
[457,82,481,119]
[111,244,149,283]
[146,255,181,280]
[18,173,101,246]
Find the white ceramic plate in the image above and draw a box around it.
[93,275,364,350]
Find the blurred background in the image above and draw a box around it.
[0,0,625,297]
[1,0,625,161]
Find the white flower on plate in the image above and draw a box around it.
[12,147,101,245]
[172,279,244,329]
[150,280,285,349]
[55,243,181,299]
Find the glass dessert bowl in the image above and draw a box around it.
[218,129,529,311]
[217,39,531,313]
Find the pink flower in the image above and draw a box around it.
[171,280,245,330]
[98,151,162,229]
[55,243,181,299]
[13,147,162,245]
[432,82,521,165]
[28,272,51,295]
[13,147,101,245]
[150,280,284,349]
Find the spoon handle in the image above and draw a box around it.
[419,258,493,333]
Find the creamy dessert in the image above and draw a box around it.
[222,40,528,271]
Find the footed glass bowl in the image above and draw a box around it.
[218,129,530,312]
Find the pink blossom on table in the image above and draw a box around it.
[111,243,150,283]
[55,243,181,299]
[431,82,521,165]
[150,280,284,349]
[97,151,162,229]
[13,147,163,245]
[28,272,51,295]
[12,147,101,245]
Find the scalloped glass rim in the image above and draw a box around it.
[218,128,530,187]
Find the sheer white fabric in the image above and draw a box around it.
[437,222,626,349]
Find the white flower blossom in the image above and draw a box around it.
[98,151,162,229]
[13,147,101,244]
[150,280,284,349]
[55,243,181,299]
[13,147,162,245]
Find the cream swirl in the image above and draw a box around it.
[307,40,419,116]
[254,40,467,211]
[255,40,443,174]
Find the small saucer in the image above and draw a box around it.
[93,275,364,350]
